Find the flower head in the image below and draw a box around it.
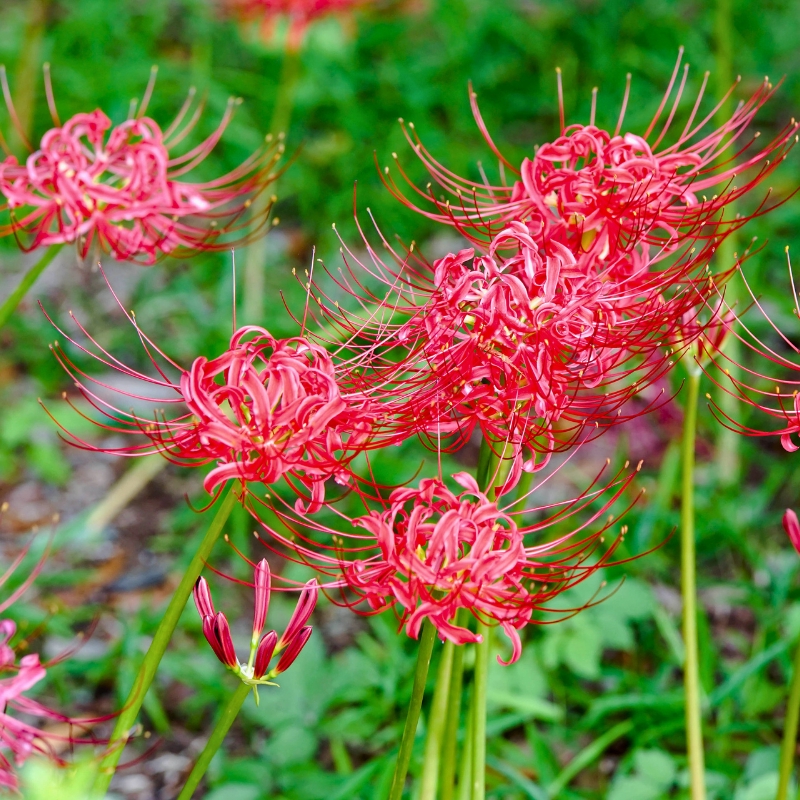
[382,50,796,257]
[193,559,317,700]
[47,298,375,512]
[248,457,642,664]
[307,216,707,463]
[0,66,281,263]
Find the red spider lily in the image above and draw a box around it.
[300,213,717,464]
[225,0,364,49]
[0,537,112,790]
[45,297,378,512]
[246,456,643,665]
[0,65,282,264]
[193,559,317,700]
[380,48,796,258]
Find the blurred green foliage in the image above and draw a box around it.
[2,0,800,797]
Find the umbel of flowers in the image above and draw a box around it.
[248,460,642,665]
[0,66,282,264]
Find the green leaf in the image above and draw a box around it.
[607,776,664,800]
[487,689,564,721]
[632,750,676,789]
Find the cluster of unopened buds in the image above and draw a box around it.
[193,560,317,701]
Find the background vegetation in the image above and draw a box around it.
[2,0,800,797]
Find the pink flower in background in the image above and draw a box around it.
[225,0,365,49]
[0,67,282,263]
[193,559,317,698]
[0,539,111,790]
[248,459,642,665]
[47,302,375,512]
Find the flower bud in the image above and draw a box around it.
[211,613,238,669]
[193,576,215,619]
[275,626,312,674]
[252,559,271,640]
[280,580,318,647]
[784,509,800,555]
[253,630,278,679]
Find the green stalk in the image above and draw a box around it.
[419,637,456,800]
[471,622,490,800]
[456,691,474,800]
[468,436,513,800]
[681,368,706,800]
[8,0,47,153]
[777,635,800,800]
[713,0,742,487]
[0,244,63,330]
[177,681,251,800]
[94,484,239,793]
[388,619,437,800]
[243,45,300,325]
[439,620,466,800]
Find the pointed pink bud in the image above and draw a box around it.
[201,615,227,665]
[784,509,800,555]
[275,626,312,674]
[212,612,238,669]
[193,577,215,619]
[280,580,318,647]
[253,630,278,679]
[252,559,271,640]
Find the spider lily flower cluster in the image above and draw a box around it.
[0,66,282,263]
[193,560,317,700]
[46,313,375,513]
[383,49,795,255]
[248,460,642,665]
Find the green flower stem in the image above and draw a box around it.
[10,0,48,152]
[471,622,490,800]
[469,436,513,800]
[457,691,474,800]
[419,637,456,800]
[713,0,742,487]
[177,681,251,800]
[777,634,800,800]
[681,367,706,800]
[0,244,63,330]
[243,44,300,325]
[94,483,239,793]
[439,620,466,800]
[388,619,437,800]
